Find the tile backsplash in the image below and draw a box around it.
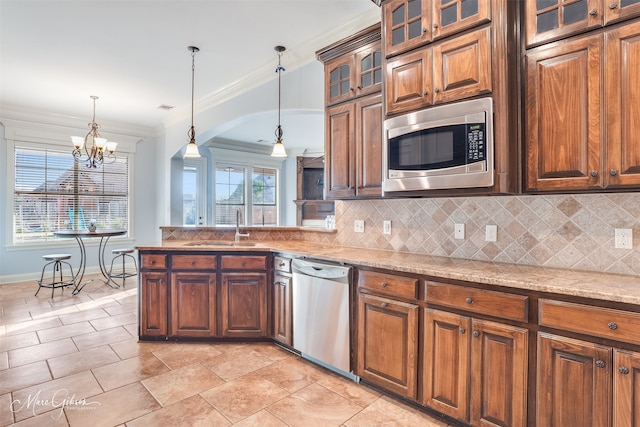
[306,193,640,276]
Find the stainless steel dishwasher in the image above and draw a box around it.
[291,258,356,381]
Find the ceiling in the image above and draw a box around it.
[0,0,380,151]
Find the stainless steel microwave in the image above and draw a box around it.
[383,97,494,193]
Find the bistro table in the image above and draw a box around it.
[54,229,127,294]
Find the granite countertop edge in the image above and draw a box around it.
[136,240,640,306]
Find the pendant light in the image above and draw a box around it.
[71,96,117,168]
[184,46,201,158]
[271,45,287,158]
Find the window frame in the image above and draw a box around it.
[3,119,137,250]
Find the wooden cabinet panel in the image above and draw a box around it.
[427,281,528,322]
[272,273,292,346]
[605,21,640,187]
[357,293,419,399]
[274,255,291,273]
[537,332,612,427]
[355,94,383,197]
[605,0,640,25]
[220,272,267,338]
[423,308,471,420]
[220,255,267,271]
[539,299,640,345]
[385,48,432,114]
[470,319,528,427]
[141,254,166,269]
[432,27,492,104]
[140,271,168,337]
[325,102,355,199]
[614,349,640,426]
[325,55,356,105]
[170,272,216,337]
[172,254,216,270]
[525,34,603,191]
[358,269,418,300]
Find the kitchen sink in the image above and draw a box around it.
[183,241,256,247]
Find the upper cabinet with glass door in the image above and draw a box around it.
[525,0,640,46]
[383,0,491,57]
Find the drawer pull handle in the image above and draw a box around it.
[191,260,195,265]
[381,282,387,288]
[279,261,286,267]
[241,261,246,266]
[608,322,618,330]
[150,260,155,265]
[596,360,606,368]
[473,331,480,337]
[460,328,466,334]
[465,297,473,304]
[619,366,630,375]
[381,302,388,308]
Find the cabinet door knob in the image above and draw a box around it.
[589,8,598,15]
[590,170,599,177]
[381,282,387,288]
[608,322,618,330]
[609,2,618,9]
[610,169,618,176]
[422,90,428,97]
[465,297,473,304]
[619,366,630,374]
[596,360,606,368]
[381,302,388,308]
[433,23,439,29]
[241,261,246,266]
[434,87,440,93]
[150,260,155,264]
[191,260,195,265]
[279,261,286,267]
[422,27,427,34]
[473,331,480,337]
[460,327,466,334]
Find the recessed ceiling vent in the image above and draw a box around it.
[158,104,174,110]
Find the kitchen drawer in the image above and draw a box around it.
[141,254,167,269]
[274,255,292,273]
[539,299,640,345]
[427,281,529,322]
[221,255,267,271]
[358,270,418,300]
[172,255,217,270]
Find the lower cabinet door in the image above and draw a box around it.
[140,271,168,337]
[357,293,419,399]
[220,272,267,338]
[423,308,471,420]
[272,273,292,346]
[470,319,529,427]
[613,349,640,427]
[170,272,216,337]
[537,332,612,427]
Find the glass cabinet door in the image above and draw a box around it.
[604,0,640,25]
[432,0,491,40]
[383,0,431,57]
[525,0,602,46]
[325,56,355,105]
[356,46,383,96]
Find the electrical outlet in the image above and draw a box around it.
[615,228,633,249]
[485,224,497,242]
[454,223,465,240]
[383,220,392,235]
[354,219,365,233]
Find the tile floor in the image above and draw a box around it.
[1,274,456,426]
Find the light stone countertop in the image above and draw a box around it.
[136,240,640,306]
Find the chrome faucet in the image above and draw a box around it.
[235,208,250,242]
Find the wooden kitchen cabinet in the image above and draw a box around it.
[356,269,420,399]
[170,272,216,337]
[527,21,640,192]
[383,0,491,57]
[140,270,168,337]
[524,0,640,47]
[220,254,268,338]
[385,26,492,115]
[325,93,383,199]
[614,349,640,426]
[272,255,292,346]
[424,281,529,426]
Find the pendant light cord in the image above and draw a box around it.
[275,46,285,141]
[188,46,199,142]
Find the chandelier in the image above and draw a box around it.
[271,45,287,158]
[71,96,117,168]
[184,46,201,158]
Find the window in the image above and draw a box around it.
[183,157,207,226]
[12,143,130,244]
[214,164,278,226]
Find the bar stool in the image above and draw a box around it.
[108,248,138,287]
[36,254,77,298]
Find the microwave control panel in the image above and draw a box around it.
[466,124,486,163]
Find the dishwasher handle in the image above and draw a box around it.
[291,259,351,280]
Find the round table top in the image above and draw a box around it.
[54,229,127,238]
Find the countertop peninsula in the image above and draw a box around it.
[136,240,640,306]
